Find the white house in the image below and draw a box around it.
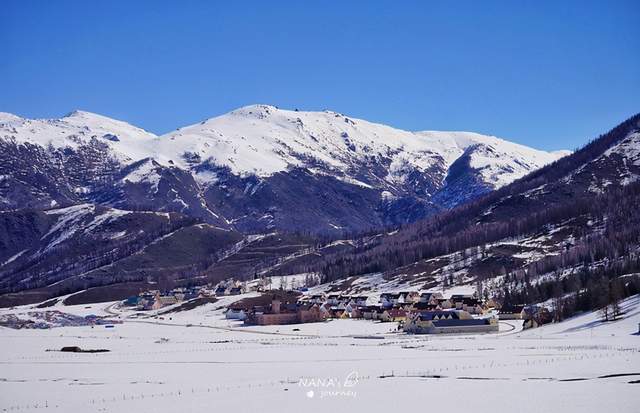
[225,308,247,321]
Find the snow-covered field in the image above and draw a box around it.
[1,296,639,413]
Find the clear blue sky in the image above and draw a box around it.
[1,1,638,151]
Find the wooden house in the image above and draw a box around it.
[380,308,407,322]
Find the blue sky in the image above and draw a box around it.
[1,1,638,151]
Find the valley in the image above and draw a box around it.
[0,293,638,413]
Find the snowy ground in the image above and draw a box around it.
[1,296,639,413]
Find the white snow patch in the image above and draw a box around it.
[1,249,27,266]
[122,159,161,192]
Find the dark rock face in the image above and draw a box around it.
[97,159,230,229]
[0,141,229,228]
[203,168,383,233]
[0,140,79,210]
[432,146,493,209]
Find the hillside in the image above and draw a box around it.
[0,204,242,306]
[271,114,640,315]
[0,204,321,307]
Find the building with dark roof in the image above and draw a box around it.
[404,310,498,334]
[245,298,326,325]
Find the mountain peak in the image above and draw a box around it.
[63,109,96,118]
[62,110,130,125]
[59,110,158,139]
[0,112,22,123]
[228,104,279,118]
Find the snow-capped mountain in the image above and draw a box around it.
[160,105,566,182]
[1,112,637,307]
[0,110,158,163]
[0,105,569,233]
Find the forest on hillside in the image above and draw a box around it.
[268,114,640,318]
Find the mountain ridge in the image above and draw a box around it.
[1,104,569,233]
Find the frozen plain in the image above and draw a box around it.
[1,295,639,413]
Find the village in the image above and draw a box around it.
[118,278,552,335]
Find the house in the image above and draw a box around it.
[199,287,215,297]
[318,303,331,318]
[152,294,177,310]
[409,302,439,312]
[353,296,369,306]
[522,305,553,325]
[380,293,402,308]
[343,302,362,318]
[380,308,407,322]
[498,304,525,320]
[137,292,157,311]
[404,310,498,334]
[326,294,341,305]
[225,308,247,321]
[451,297,483,314]
[348,306,362,319]
[122,296,139,307]
[450,294,474,302]
[361,306,382,320]
[308,294,326,304]
[419,292,443,304]
[330,308,347,319]
[466,302,485,315]
[379,293,393,308]
[245,298,326,325]
[229,286,245,295]
[437,298,453,309]
[389,293,402,306]
[183,289,200,301]
[399,291,420,304]
[327,302,348,318]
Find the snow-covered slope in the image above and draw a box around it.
[0,105,570,233]
[161,104,566,189]
[0,204,242,301]
[415,131,571,188]
[578,130,640,188]
[1,105,566,190]
[0,110,157,163]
